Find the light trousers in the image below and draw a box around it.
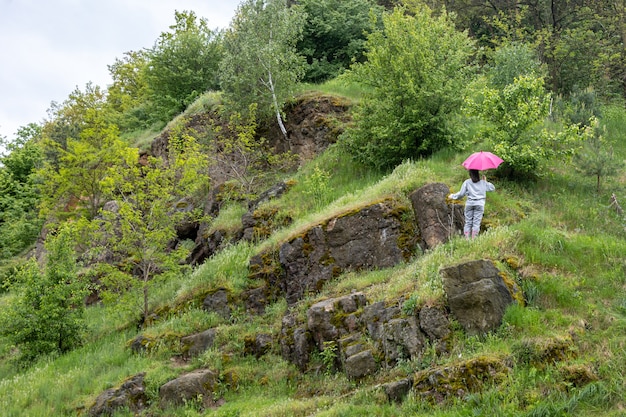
[464,204,484,235]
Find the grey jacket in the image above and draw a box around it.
[449,179,495,207]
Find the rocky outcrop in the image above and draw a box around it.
[268,93,352,160]
[441,259,515,335]
[382,316,427,366]
[279,292,451,377]
[250,199,417,305]
[159,369,219,408]
[89,373,148,417]
[409,182,464,249]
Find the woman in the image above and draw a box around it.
[449,169,495,239]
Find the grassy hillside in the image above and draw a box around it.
[1,88,626,417]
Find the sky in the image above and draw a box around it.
[0,0,241,141]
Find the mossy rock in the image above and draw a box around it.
[512,335,577,368]
[559,363,598,388]
[413,354,511,403]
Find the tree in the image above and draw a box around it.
[41,83,107,167]
[219,0,307,139]
[466,74,582,179]
[0,124,43,259]
[39,105,128,221]
[95,130,208,325]
[297,0,383,83]
[341,3,476,169]
[106,50,152,132]
[0,224,88,365]
[145,10,224,123]
[574,118,623,193]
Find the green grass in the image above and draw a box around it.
[2,95,626,416]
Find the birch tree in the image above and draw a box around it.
[219,0,306,139]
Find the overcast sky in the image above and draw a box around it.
[0,0,241,140]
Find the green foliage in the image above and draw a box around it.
[106,50,152,132]
[297,0,383,83]
[466,73,582,179]
[145,10,224,123]
[95,132,208,325]
[320,340,338,375]
[219,0,307,134]
[0,224,88,365]
[341,4,476,169]
[552,87,603,128]
[486,42,544,89]
[0,124,43,259]
[39,104,129,220]
[209,104,297,201]
[303,164,333,210]
[573,118,623,193]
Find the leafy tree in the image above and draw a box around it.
[39,106,128,221]
[95,130,208,325]
[41,83,107,167]
[0,224,88,365]
[486,42,544,89]
[106,50,152,132]
[145,10,224,123]
[0,124,43,259]
[341,3,476,169]
[297,0,383,83]
[574,118,623,193]
[466,74,581,178]
[219,0,307,138]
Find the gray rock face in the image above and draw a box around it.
[441,259,514,335]
[419,307,451,341]
[89,373,147,417]
[409,182,464,249]
[382,317,427,366]
[384,378,414,403]
[159,369,219,408]
[280,313,312,371]
[202,288,231,319]
[306,293,367,350]
[362,301,401,343]
[344,350,378,380]
[180,329,216,359]
[253,200,415,305]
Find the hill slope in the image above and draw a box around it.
[1,91,626,417]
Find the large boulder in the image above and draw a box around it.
[413,355,510,403]
[159,369,219,408]
[409,183,464,249]
[441,259,515,335]
[88,373,148,417]
[202,288,231,319]
[251,199,416,305]
[180,329,216,359]
[344,350,378,380]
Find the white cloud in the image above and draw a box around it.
[0,0,240,139]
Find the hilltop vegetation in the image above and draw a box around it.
[1,1,626,416]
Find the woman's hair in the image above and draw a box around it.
[469,169,480,183]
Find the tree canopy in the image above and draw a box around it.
[341,3,476,169]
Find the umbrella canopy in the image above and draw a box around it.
[462,151,503,171]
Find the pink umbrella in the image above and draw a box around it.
[462,151,504,170]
